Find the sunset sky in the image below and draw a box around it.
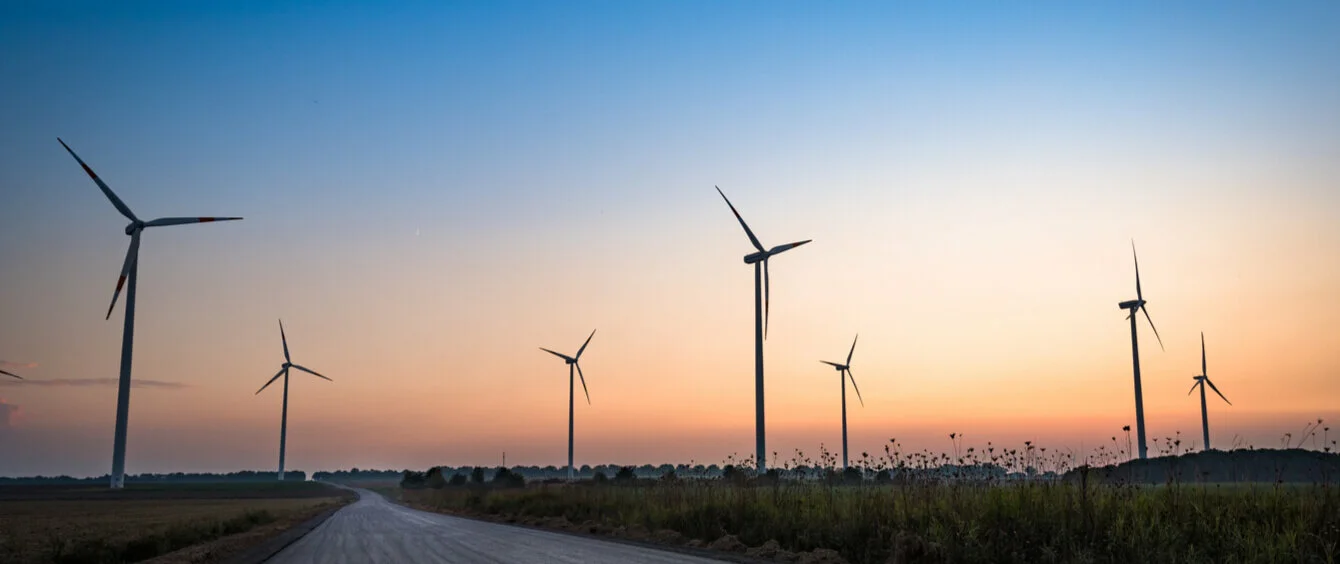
[2,1,1338,477]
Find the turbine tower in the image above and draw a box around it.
[1189,332,1230,451]
[715,186,811,473]
[1117,241,1164,460]
[540,330,595,481]
[60,139,242,488]
[255,320,332,481]
[820,335,864,470]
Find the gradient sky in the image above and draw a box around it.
[2,1,1338,477]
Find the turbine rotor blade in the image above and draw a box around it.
[1205,378,1230,405]
[576,329,596,360]
[256,367,286,395]
[291,364,332,382]
[1,369,21,380]
[576,362,591,404]
[1132,240,1143,301]
[847,334,858,366]
[58,138,138,222]
[767,239,812,256]
[540,347,574,362]
[820,360,844,369]
[715,186,765,253]
[763,258,770,339]
[847,369,864,407]
[145,217,243,227]
[106,232,141,320]
[279,319,291,362]
[1140,305,1165,351]
[1188,380,1200,396]
[1201,332,1207,376]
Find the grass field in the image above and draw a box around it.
[0,482,352,564]
[398,479,1340,564]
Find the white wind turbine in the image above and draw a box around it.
[540,329,595,481]
[1189,332,1230,451]
[255,320,332,480]
[820,335,864,470]
[1117,241,1164,461]
[60,138,242,488]
[715,186,811,473]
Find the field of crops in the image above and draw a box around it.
[0,482,351,564]
[399,477,1340,563]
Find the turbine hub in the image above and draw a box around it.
[744,251,768,264]
[1117,299,1140,310]
[125,221,143,236]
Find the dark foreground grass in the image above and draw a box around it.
[402,479,1340,563]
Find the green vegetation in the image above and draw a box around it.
[0,482,350,564]
[401,477,1339,563]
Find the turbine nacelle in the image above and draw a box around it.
[125,221,144,236]
[1117,299,1143,310]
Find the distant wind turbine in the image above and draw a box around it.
[820,335,864,470]
[59,138,242,489]
[1117,241,1164,461]
[1,369,21,380]
[1189,332,1230,451]
[715,186,811,473]
[540,329,595,481]
[256,320,332,481]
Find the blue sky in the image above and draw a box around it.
[1,1,1338,475]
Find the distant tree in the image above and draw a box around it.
[875,469,892,484]
[493,467,526,488]
[615,466,637,483]
[426,467,447,489]
[449,473,467,486]
[592,471,609,484]
[470,467,486,484]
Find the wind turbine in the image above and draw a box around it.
[1117,241,1164,460]
[59,138,242,489]
[540,329,595,481]
[1189,332,1230,451]
[1,369,21,380]
[715,186,811,473]
[255,320,332,481]
[820,335,864,470]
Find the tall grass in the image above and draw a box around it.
[403,475,1339,563]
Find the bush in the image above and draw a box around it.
[493,467,525,489]
[449,473,468,486]
[614,466,637,483]
[470,467,486,485]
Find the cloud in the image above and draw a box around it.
[0,398,18,428]
[0,378,189,390]
[0,360,38,369]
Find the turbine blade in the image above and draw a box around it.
[715,186,765,253]
[58,138,138,222]
[279,319,291,363]
[145,217,243,227]
[847,369,864,407]
[1206,378,1230,405]
[540,347,573,362]
[1201,332,1207,376]
[255,367,285,395]
[576,362,591,404]
[820,360,844,368]
[847,334,858,366]
[1140,305,1165,351]
[575,329,596,360]
[291,364,332,382]
[766,239,812,256]
[1132,240,1142,301]
[1,369,21,380]
[1188,380,1200,396]
[106,232,141,320]
[763,258,770,339]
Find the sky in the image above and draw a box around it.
[1,1,1338,477]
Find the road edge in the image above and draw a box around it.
[223,492,352,564]
[373,489,771,564]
